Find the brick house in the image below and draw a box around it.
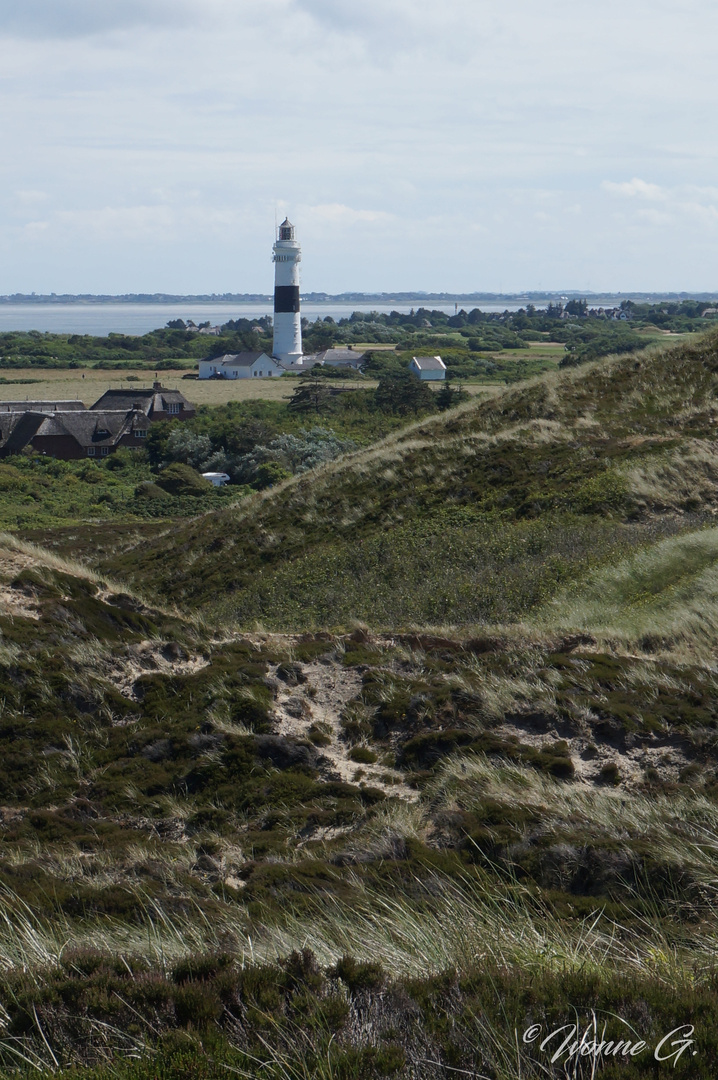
[0,381,196,460]
[0,409,150,459]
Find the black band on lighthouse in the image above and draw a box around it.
[274,285,300,313]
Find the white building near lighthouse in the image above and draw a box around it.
[272,218,303,364]
[198,352,283,379]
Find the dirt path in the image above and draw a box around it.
[0,549,41,620]
[269,655,417,800]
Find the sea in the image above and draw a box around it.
[0,301,534,337]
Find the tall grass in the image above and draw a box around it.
[0,851,710,990]
[537,526,718,656]
[430,753,718,892]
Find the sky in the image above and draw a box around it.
[1,0,718,294]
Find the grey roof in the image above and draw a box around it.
[279,360,310,372]
[33,409,146,447]
[209,352,274,368]
[90,383,193,414]
[0,412,47,453]
[280,217,293,228]
[0,400,86,413]
[316,348,366,364]
[411,356,446,370]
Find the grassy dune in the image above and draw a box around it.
[4,335,718,1075]
[537,527,718,657]
[102,329,718,634]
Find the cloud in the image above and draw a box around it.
[302,204,394,227]
[601,181,718,233]
[677,201,718,225]
[31,201,264,244]
[4,2,718,291]
[637,208,671,225]
[602,178,666,200]
[0,0,195,38]
[15,190,49,205]
[295,0,429,34]
[56,205,176,240]
[23,221,50,236]
[291,0,499,61]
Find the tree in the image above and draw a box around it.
[287,371,332,415]
[252,461,292,489]
[374,371,435,415]
[301,320,335,351]
[221,418,276,457]
[436,381,469,410]
[361,350,405,378]
[145,420,176,466]
[164,428,213,469]
[233,428,357,485]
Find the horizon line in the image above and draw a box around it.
[1,290,717,305]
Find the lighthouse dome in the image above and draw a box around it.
[278,218,295,241]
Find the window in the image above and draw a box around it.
[100,447,109,456]
[135,429,147,438]
[87,447,95,456]
[166,403,181,414]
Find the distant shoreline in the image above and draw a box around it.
[2,291,718,305]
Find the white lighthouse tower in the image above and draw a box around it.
[272,217,303,364]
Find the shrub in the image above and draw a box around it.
[135,481,171,500]
[349,746,378,764]
[332,955,384,992]
[156,462,210,497]
[173,982,223,1029]
[253,461,292,489]
[599,762,621,786]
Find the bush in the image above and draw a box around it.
[374,372,436,415]
[135,481,171,501]
[349,746,378,764]
[599,762,621,786]
[238,428,358,486]
[156,463,210,497]
[165,429,214,470]
[332,955,384,992]
[252,461,292,490]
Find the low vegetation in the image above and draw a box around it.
[99,331,718,631]
[0,298,704,380]
[2,330,718,1075]
[0,452,240,531]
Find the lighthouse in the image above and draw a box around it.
[272,217,303,364]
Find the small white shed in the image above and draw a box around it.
[198,352,284,380]
[409,356,446,381]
